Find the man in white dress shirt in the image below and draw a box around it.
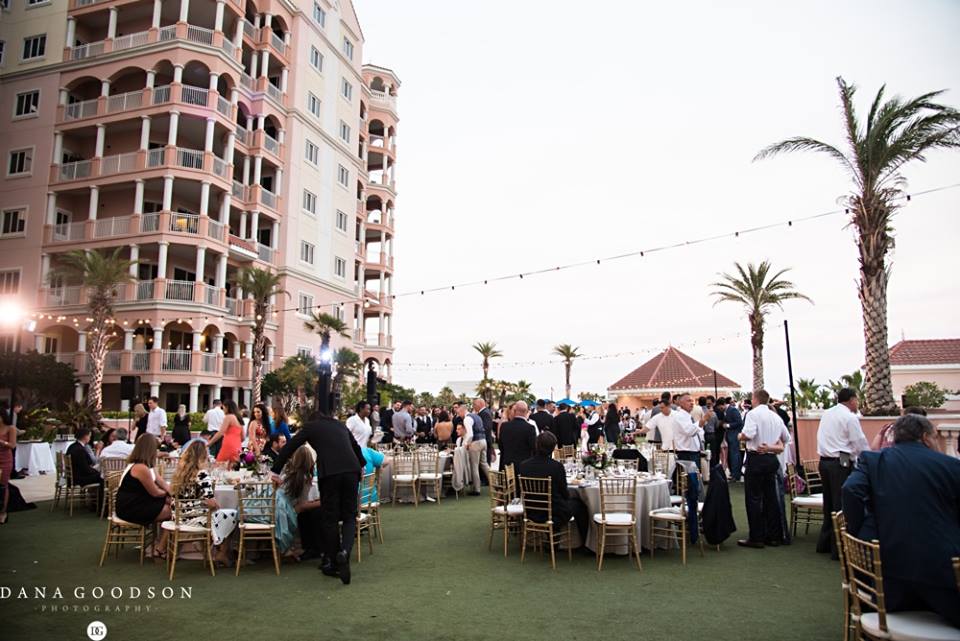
[643,400,677,450]
[673,394,705,465]
[737,389,791,548]
[346,401,373,447]
[145,396,167,441]
[815,387,869,557]
[99,428,134,459]
[202,399,225,456]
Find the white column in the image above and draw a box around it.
[128,244,139,277]
[152,0,162,29]
[216,254,227,289]
[133,180,145,214]
[239,211,247,238]
[88,186,99,221]
[233,21,243,47]
[101,80,110,97]
[250,211,259,242]
[66,17,76,46]
[192,331,202,351]
[173,64,184,84]
[266,344,275,368]
[232,341,241,359]
[146,70,156,89]
[199,181,211,217]
[107,7,118,39]
[194,246,206,282]
[230,88,239,106]
[213,335,224,354]
[53,132,63,165]
[78,332,87,352]
[178,0,190,23]
[152,328,163,351]
[243,388,251,408]
[167,111,180,146]
[162,175,174,211]
[262,13,272,28]
[94,124,106,158]
[379,271,385,293]
[260,50,270,77]
[139,116,151,150]
[214,0,225,32]
[242,156,251,184]
[250,52,258,78]
[256,114,265,131]
[58,89,68,106]
[150,382,160,397]
[219,193,231,224]
[75,384,84,403]
[243,341,253,360]
[224,132,236,164]
[253,156,262,184]
[232,387,239,403]
[35,334,45,352]
[157,241,169,278]
[274,168,282,192]
[280,68,288,93]
[387,314,392,337]
[46,193,57,225]
[124,329,135,350]
[204,117,215,152]
[208,72,219,92]
[40,254,50,284]
[271,220,279,249]
[212,384,222,402]
[189,384,199,413]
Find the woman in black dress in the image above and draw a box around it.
[172,404,192,448]
[115,436,171,555]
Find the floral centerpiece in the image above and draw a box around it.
[617,432,636,447]
[581,444,612,471]
[235,448,272,476]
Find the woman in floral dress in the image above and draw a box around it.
[171,440,237,564]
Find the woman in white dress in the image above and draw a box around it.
[170,440,238,565]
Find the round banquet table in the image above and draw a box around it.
[379,452,451,503]
[15,441,56,475]
[214,479,318,510]
[569,477,672,553]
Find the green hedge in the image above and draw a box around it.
[101,411,207,431]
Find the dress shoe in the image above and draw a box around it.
[319,563,339,578]
[764,540,781,548]
[737,539,764,549]
[335,550,351,585]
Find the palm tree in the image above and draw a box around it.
[50,249,133,411]
[304,311,350,356]
[796,377,822,411]
[511,379,535,404]
[472,341,502,381]
[332,348,362,398]
[711,261,812,392]
[552,344,581,400]
[828,370,865,405]
[237,268,287,405]
[755,77,960,414]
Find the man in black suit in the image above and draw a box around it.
[66,427,104,511]
[414,406,434,443]
[271,413,365,585]
[498,401,537,473]
[553,403,580,447]
[530,399,555,436]
[379,400,400,444]
[517,431,589,543]
[842,414,960,626]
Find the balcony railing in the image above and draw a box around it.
[222,357,238,377]
[176,147,204,170]
[242,19,257,39]
[70,41,105,60]
[100,152,137,176]
[140,213,160,233]
[59,160,92,181]
[232,181,248,201]
[158,25,177,41]
[225,297,238,316]
[44,286,83,307]
[53,222,85,242]
[162,350,192,372]
[165,280,194,302]
[221,38,236,58]
[201,352,218,373]
[263,133,279,155]
[64,99,98,121]
[235,127,251,146]
[266,82,282,102]
[240,73,255,91]
[169,212,199,234]
[259,188,277,209]
[181,85,208,107]
[136,280,155,300]
[216,95,231,118]
[207,219,225,242]
[105,351,122,372]
[112,30,150,52]
[257,244,275,263]
[203,284,219,306]
[94,216,130,239]
[132,351,151,372]
[212,156,229,179]
[146,148,165,167]
[186,25,214,46]
[370,89,397,110]
[152,85,172,105]
[106,89,144,113]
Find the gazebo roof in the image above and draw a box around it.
[608,346,739,392]
[888,338,960,366]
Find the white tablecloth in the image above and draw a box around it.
[15,442,56,474]
[214,481,318,510]
[380,453,451,502]
[570,478,671,553]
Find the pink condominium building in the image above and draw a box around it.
[0,0,398,410]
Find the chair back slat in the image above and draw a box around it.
[101,457,127,476]
[487,469,511,507]
[172,496,211,526]
[831,511,849,584]
[801,459,823,494]
[359,472,377,509]
[599,476,637,518]
[104,470,123,516]
[416,449,439,475]
[236,481,276,524]
[841,531,887,631]
[518,476,553,522]
[392,451,417,477]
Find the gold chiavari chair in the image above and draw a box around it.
[787,464,823,536]
[51,451,66,512]
[362,466,385,543]
[649,469,704,565]
[62,451,101,516]
[99,469,151,566]
[801,459,824,495]
[391,451,419,507]
[163,496,216,580]
[235,481,280,576]
[487,469,522,557]
[831,511,857,641]
[559,444,576,460]
[595,476,642,572]
[842,531,960,640]
[416,448,443,503]
[156,458,177,486]
[355,472,377,562]
[518,476,573,570]
[98,458,127,518]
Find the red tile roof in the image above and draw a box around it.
[608,346,739,391]
[888,339,960,366]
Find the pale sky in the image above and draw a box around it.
[356,0,960,400]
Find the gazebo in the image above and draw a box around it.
[607,346,740,410]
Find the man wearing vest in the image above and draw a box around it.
[457,404,489,495]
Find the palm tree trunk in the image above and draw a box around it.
[482,360,489,381]
[564,362,572,399]
[859,257,897,414]
[750,319,764,392]
[251,318,266,405]
[88,316,110,411]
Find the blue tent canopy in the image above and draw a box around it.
[555,398,577,406]
[579,400,600,407]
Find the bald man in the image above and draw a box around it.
[497,401,538,472]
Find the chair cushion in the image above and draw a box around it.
[493,504,524,516]
[860,611,960,641]
[394,474,418,482]
[361,501,380,510]
[793,496,823,507]
[697,502,705,513]
[239,522,273,530]
[109,515,142,528]
[419,473,443,480]
[357,513,370,522]
[160,520,209,533]
[649,507,684,521]
[593,512,634,526]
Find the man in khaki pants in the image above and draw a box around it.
[457,404,488,495]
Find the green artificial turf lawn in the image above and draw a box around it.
[0,484,841,641]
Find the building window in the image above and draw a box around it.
[334,306,345,322]
[21,34,46,60]
[7,148,33,175]
[304,139,319,165]
[1,209,25,236]
[337,165,349,187]
[0,269,20,294]
[334,257,346,278]
[312,3,326,27]
[341,79,353,101]
[298,292,314,316]
[309,46,323,72]
[302,189,317,215]
[335,210,348,232]
[300,240,315,264]
[296,346,312,359]
[27,0,51,5]
[342,38,354,60]
[0,41,6,67]
[14,90,39,117]
[307,92,321,117]
[43,336,58,354]
[339,120,351,143]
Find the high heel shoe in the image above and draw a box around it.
[0,513,8,525]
